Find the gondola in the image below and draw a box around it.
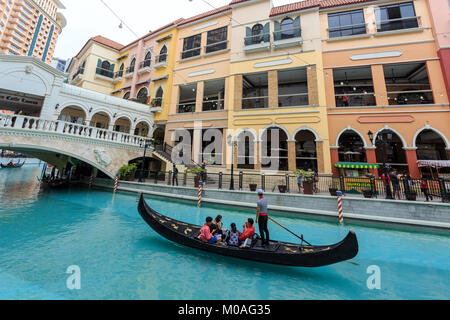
[138,194,359,267]
[1,162,25,168]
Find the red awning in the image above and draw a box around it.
[417,160,450,168]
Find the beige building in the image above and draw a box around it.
[0,0,66,64]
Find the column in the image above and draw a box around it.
[324,69,336,108]
[233,75,243,110]
[255,140,261,171]
[195,81,204,113]
[170,85,180,115]
[426,60,449,104]
[268,70,278,108]
[365,146,379,178]
[192,128,202,164]
[222,131,227,166]
[371,65,389,106]
[307,65,319,106]
[288,140,296,172]
[404,148,421,179]
[224,76,230,110]
[330,147,340,176]
[316,140,325,174]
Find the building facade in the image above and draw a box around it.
[65,0,450,177]
[0,0,66,64]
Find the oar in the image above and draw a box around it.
[268,217,312,246]
[269,217,359,266]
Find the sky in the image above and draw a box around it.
[53,0,297,60]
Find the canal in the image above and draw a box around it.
[0,165,449,299]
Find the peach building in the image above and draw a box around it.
[0,0,66,64]
[321,0,449,178]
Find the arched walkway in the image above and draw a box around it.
[374,129,407,172]
[90,111,110,129]
[295,130,317,170]
[237,130,256,170]
[338,130,367,163]
[416,129,450,177]
[113,117,131,134]
[134,121,150,137]
[261,126,288,171]
[58,106,86,125]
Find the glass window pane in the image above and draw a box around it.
[400,3,415,17]
[351,11,364,25]
[328,14,340,28]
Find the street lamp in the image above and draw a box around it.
[368,130,393,200]
[139,138,154,183]
[227,134,236,191]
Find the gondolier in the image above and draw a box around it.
[256,189,270,247]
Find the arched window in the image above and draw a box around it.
[338,130,366,163]
[123,91,130,100]
[117,63,124,77]
[280,18,294,39]
[128,58,136,73]
[143,52,151,67]
[251,24,264,44]
[151,87,163,107]
[156,87,163,99]
[100,60,110,76]
[158,45,167,63]
[137,87,148,104]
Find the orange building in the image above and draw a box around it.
[0,0,66,64]
[320,0,449,178]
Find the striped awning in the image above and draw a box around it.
[334,163,380,169]
[417,160,450,168]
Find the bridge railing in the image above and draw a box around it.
[0,113,146,147]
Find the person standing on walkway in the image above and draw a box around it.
[172,165,179,186]
[201,160,207,185]
[256,189,270,247]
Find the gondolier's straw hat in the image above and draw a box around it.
[257,189,264,195]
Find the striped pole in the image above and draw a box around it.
[198,180,203,207]
[113,173,119,193]
[337,190,344,224]
[88,174,94,189]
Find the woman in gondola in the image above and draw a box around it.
[201,217,221,244]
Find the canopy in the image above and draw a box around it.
[417,160,450,168]
[334,163,379,169]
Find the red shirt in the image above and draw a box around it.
[200,224,213,242]
[239,224,255,242]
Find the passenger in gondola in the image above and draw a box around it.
[225,223,241,247]
[210,215,223,236]
[239,218,255,244]
[200,217,221,244]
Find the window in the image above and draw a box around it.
[136,87,148,104]
[178,83,197,113]
[142,52,151,68]
[158,45,167,63]
[375,2,418,32]
[328,9,366,38]
[333,67,376,107]
[127,58,135,74]
[182,34,201,59]
[152,87,164,107]
[116,63,124,78]
[97,60,112,77]
[278,68,308,107]
[242,72,269,109]
[203,79,225,111]
[251,24,264,44]
[206,26,228,54]
[123,92,130,100]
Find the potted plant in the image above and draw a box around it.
[278,185,287,193]
[150,98,162,107]
[294,169,315,195]
[249,183,258,192]
[118,163,138,181]
[157,170,166,181]
[329,178,340,196]
[188,166,206,188]
[362,189,374,199]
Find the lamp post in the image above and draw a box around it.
[368,130,393,200]
[139,138,154,183]
[227,134,235,191]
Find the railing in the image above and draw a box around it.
[244,33,270,46]
[127,169,450,203]
[376,16,420,33]
[126,66,135,74]
[278,93,308,107]
[202,99,224,111]
[327,23,367,39]
[205,40,228,54]
[155,54,167,64]
[273,27,301,41]
[386,90,434,105]
[95,67,114,79]
[72,67,84,80]
[335,92,377,107]
[139,60,151,69]
[242,96,269,109]
[177,102,196,113]
[114,70,124,78]
[181,47,201,60]
[0,113,146,148]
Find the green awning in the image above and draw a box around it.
[334,163,379,169]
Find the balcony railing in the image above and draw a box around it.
[181,47,201,60]
[376,16,420,33]
[202,99,224,111]
[155,54,168,64]
[178,102,196,113]
[139,60,151,69]
[273,27,301,41]
[126,66,135,74]
[95,67,114,79]
[114,70,124,78]
[242,96,269,109]
[387,90,434,105]
[205,40,228,54]
[278,93,308,107]
[244,33,270,46]
[72,67,84,80]
[335,92,376,107]
[328,23,367,39]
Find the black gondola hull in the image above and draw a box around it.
[138,194,359,267]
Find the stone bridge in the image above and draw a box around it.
[0,113,150,178]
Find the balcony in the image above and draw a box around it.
[71,67,84,84]
[95,67,114,82]
[113,70,123,83]
[154,54,168,69]
[327,23,369,41]
[244,33,270,53]
[375,16,421,35]
[202,99,224,112]
[242,96,269,109]
[273,27,302,49]
[178,102,196,113]
[124,66,134,79]
[138,60,151,74]
[204,40,228,55]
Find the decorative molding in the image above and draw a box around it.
[350,50,402,61]
[188,69,215,77]
[193,21,218,31]
[254,58,293,68]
